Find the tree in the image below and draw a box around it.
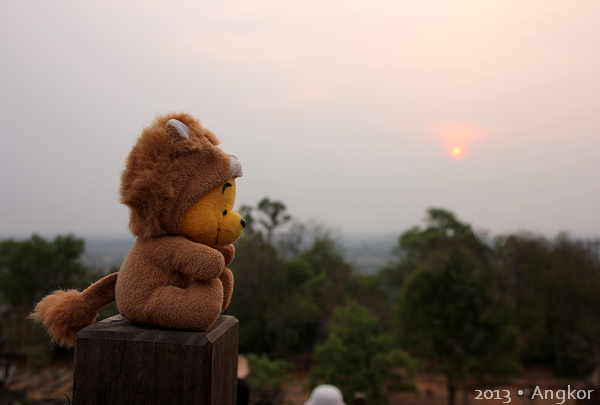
[228,198,392,362]
[310,299,416,405]
[227,211,329,356]
[381,208,489,295]
[0,234,90,307]
[396,247,519,405]
[244,353,294,395]
[257,198,291,243]
[229,227,343,358]
[494,232,600,377]
[346,273,394,332]
[264,257,326,357]
[0,234,92,354]
[230,199,326,355]
[227,231,282,354]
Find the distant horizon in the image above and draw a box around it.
[2,226,599,242]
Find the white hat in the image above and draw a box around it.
[304,384,346,405]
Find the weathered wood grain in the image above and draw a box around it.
[73,314,239,405]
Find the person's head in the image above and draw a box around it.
[304,385,346,405]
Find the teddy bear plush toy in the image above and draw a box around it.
[30,112,245,346]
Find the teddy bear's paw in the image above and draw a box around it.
[214,245,235,266]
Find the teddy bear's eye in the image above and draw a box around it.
[223,209,228,216]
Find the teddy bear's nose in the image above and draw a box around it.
[240,218,246,228]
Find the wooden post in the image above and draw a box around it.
[73,314,239,405]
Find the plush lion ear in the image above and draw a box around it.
[166,119,190,140]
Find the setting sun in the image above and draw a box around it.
[434,124,484,160]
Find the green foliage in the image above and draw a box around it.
[3,202,599,400]
[381,208,490,293]
[245,353,295,391]
[346,273,393,331]
[0,234,96,354]
[229,231,332,356]
[494,232,600,377]
[228,232,281,353]
[229,199,392,360]
[310,299,416,405]
[397,247,519,378]
[388,208,600,382]
[387,210,520,405]
[0,234,90,306]
[301,238,349,281]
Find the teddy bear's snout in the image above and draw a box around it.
[240,218,246,228]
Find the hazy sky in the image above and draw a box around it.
[1,1,599,238]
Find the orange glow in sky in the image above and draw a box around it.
[436,125,483,159]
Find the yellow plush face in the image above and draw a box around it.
[181,178,244,247]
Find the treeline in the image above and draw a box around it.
[227,203,600,404]
[0,235,117,368]
[228,199,392,359]
[1,202,599,404]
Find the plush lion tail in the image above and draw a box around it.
[29,272,118,347]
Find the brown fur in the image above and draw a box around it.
[30,113,242,346]
[29,290,97,346]
[30,271,118,346]
[114,236,231,330]
[120,112,231,238]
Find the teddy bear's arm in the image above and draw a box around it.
[213,245,235,266]
[219,267,234,311]
[162,237,226,281]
